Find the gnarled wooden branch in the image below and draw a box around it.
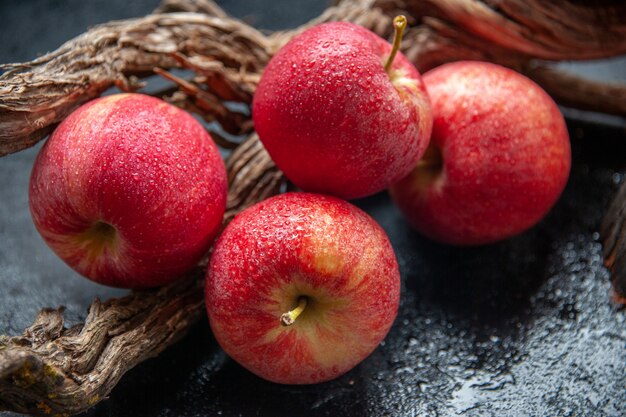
[601,180,626,305]
[399,0,626,62]
[0,11,269,156]
[1,0,626,414]
[0,274,205,415]
[523,65,626,117]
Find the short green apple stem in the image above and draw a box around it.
[280,297,308,326]
[384,15,408,73]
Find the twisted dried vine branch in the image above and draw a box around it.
[602,181,626,305]
[0,273,205,415]
[1,0,625,414]
[0,10,269,156]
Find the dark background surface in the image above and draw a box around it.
[1,1,625,416]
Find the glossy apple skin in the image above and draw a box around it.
[390,61,571,245]
[29,93,228,288]
[206,192,400,384]
[253,22,432,199]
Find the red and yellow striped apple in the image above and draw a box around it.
[252,19,432,199]
[29,93,228,288]
[390,61,571,245]
[205,192,400,384]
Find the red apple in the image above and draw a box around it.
[29,93,228,288]
[205,192,400,384]
[252,19,432,199]
[390,61,571,245]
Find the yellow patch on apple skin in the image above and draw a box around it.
[48,221,124,278]
[99,93,130,104]
[259,284,362,371]
[70,221,119,263]
[296,213,381,295]
[299,213,346,277]
[306,323,369,370]
[79,94,128,120]
[389,67,432,137]
[389,68,421,95]
[265,282,347,327]
[310,245,344,276]
[344,240,378,292]
[260,280,350,345]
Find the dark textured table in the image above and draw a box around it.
[1,1,625,416]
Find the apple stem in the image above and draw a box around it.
[384,15,408,73]
[280,297,308,326]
